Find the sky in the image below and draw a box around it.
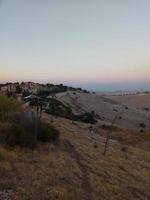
[0,0,150,91]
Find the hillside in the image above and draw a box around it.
[106,93,150,110]
[56,91,150,131]
[0,92,150,200]
[0,113,150,200]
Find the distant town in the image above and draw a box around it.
[0,82,149,99]
[0,82,90,98]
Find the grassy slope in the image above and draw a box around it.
[0,114,150,200]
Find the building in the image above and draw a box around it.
[0,84,8,94]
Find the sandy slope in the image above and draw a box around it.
[106,93,150,110]
[56,91,150,131]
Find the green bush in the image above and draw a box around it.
[0,95,22,121]
[4,111,60,148]
[6,124,37,148]
[73,112,97,124]
[46,99,97,124]
[139,123,146,128]
[38,123,60,142]
[46,98,72,118]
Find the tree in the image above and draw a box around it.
[16,85,22,93]
[0,95,22,121]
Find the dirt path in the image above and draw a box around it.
[63,139,93,200]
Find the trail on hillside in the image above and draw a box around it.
[63,139,93,200]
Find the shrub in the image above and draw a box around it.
[139,123,146,128]
[83,89,89,93]
[46,99,97,124]
[0,95,22,121]
[91,110,95,115]
[121,146,128,152]
[94,143,98,148]
[3,110,60,148]
[6,124,37,148]
[38,123,60,142]
[73,112,97,124]
[140,129,145,133]
[113,109,118,112]
[81,112,97,124]
[101,124,118,131]
[46,98,72,118]
[143,108,149,111]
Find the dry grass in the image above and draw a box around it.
[0,114,150,200]
[0,146,17,161]
[97,124,150,151]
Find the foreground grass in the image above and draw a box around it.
[0,114,150,200]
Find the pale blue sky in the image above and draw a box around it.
[0,0,150,91]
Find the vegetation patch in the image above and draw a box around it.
[0,96,60,148]
[139,123,146,128]
[72,112,97,124]
[46,98,72,118]
[46,98,97,124]
[38,122,60,142]
[100,124,119,131]
[0,95,22,122]
[6,124,37,148]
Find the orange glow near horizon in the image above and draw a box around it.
[0,64,150,85]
